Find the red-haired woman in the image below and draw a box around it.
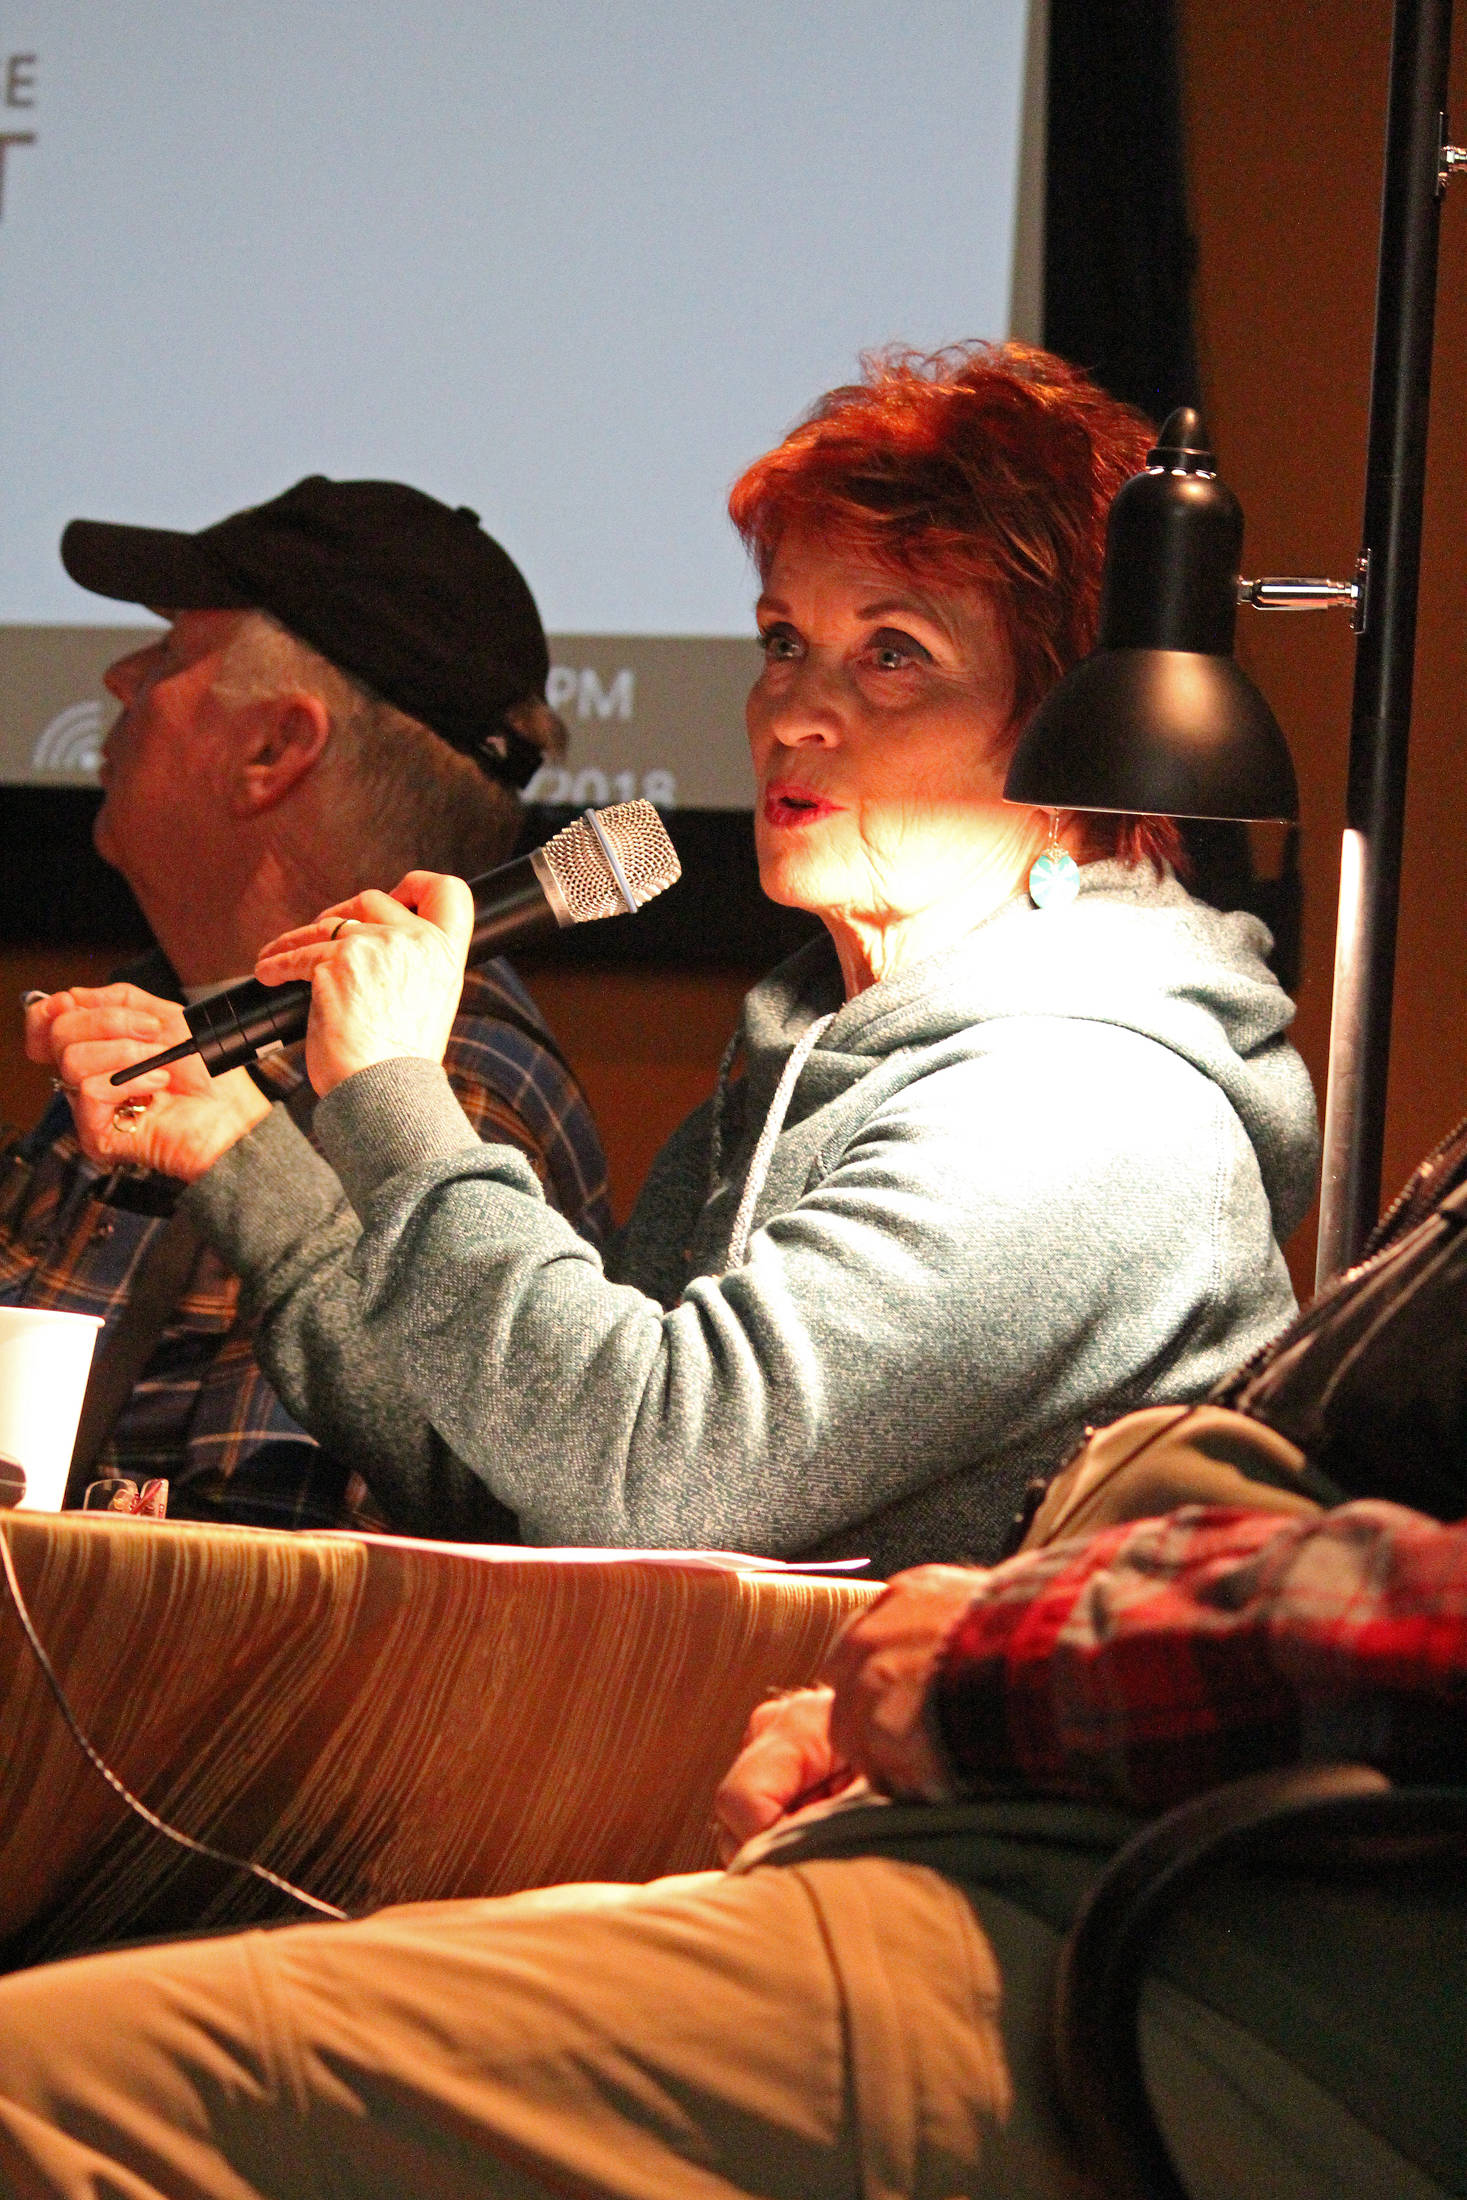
[56,344,1319,1569]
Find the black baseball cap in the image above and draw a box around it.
[60,476,551,788]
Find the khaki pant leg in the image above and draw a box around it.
[797,1865,1102,2200]
[0,1859,1034,2200]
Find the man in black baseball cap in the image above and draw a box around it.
[60,474,560,792]
[9,477,608,1530]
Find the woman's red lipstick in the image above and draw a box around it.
[763,786,839,829]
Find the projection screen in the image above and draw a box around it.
[0,2,1042,813]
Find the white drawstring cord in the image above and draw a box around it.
[724,1013,834,1270]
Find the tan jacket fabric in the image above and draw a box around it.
[1018,1402,1331,1552]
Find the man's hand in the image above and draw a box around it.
[27,984,271,1182]
[823,1564,986,1801]
[254,871,474,1099]
[713,1565,986,1863]
[712,1688,854,1863]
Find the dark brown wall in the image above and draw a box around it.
[5,5,1466,1273]
[1178,0,1467,1290]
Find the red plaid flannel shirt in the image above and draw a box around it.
[934,1500,1467,1811]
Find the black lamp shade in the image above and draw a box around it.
[1003,408,1300,823]
[1004,648,1299,821]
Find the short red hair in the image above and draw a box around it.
[729,342,1181,872]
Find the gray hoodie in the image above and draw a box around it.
[188,862,1318,1572]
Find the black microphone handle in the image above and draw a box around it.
[466,853,557,959]
[185,976,315,1077]
[181,854,557,1079]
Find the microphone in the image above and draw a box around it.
[110,800,681,1086]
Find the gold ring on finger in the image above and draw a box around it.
[111,1097,152,1132]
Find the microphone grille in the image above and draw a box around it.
[537,800,682,924]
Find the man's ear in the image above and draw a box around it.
[228,691,333,816]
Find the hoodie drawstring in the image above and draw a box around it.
[724,1013,834,1271]
[708,1029,745,1198]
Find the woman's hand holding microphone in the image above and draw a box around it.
[254,871,474,1100]
[24,869,475,1182]
[25,983,269,1181]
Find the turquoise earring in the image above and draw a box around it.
[1028,812,1080,910]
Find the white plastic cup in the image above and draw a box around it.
[0,1307,106,1511]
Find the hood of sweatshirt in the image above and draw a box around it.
[727,860,1319,1244]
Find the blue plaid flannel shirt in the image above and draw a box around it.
[0,951,610,1530]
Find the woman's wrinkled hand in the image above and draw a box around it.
[26,983,271,1183]
[712,1687,855,1864]
[822,1564,986,1802]
[254,871,474,1099]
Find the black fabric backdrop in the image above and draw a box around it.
[1045,0,1199,421]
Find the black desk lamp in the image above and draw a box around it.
[1005,408,1298,824]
